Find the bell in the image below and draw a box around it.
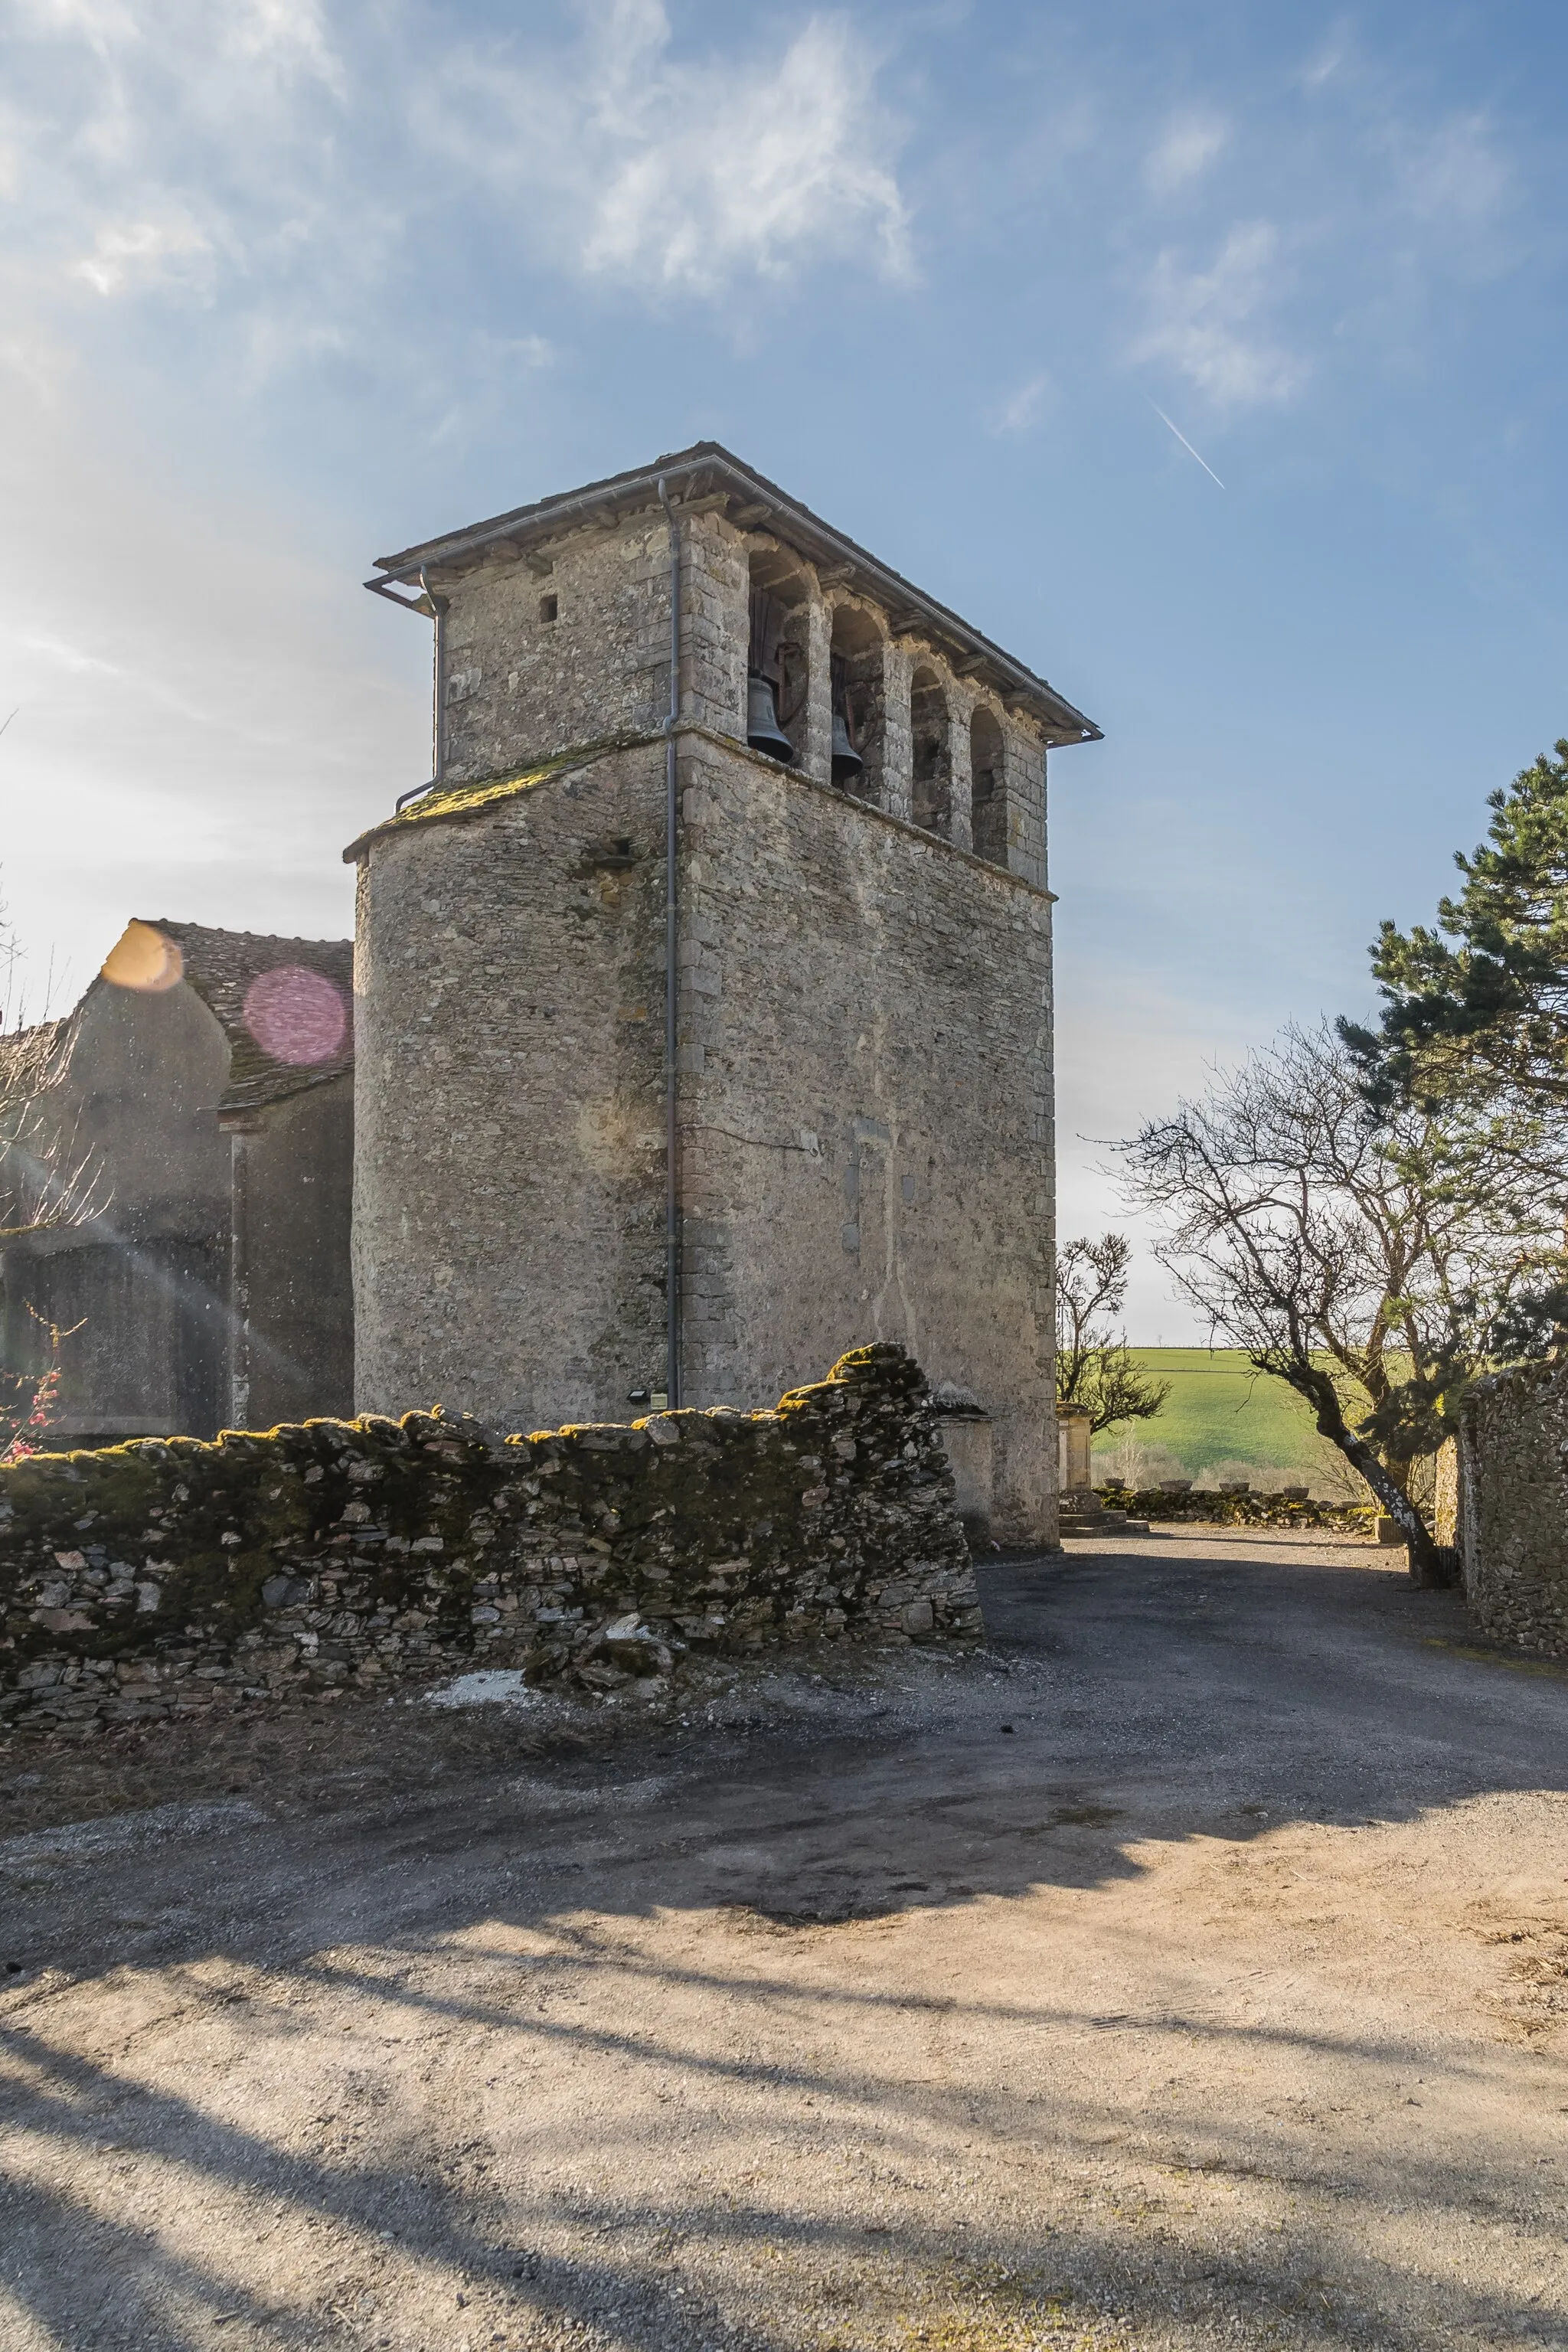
[746,671,794,763]
[830,709,864,789]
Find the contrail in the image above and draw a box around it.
[1148,400,1225,488]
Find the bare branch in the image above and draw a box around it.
[1119,1021,1564,1583]
[0,1016,107,1240]
[1056,1232,1170,1433]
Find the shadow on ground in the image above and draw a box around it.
[2,1534,1566,2352]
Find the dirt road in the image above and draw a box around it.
[3,1529,1566,2352]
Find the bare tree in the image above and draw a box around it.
[0,903,103,1455]
[0,1022,102,1242]
[1056,1233,1171,1434]
[1120,1022,1566,1585]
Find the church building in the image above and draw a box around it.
[347,444,1098,1542]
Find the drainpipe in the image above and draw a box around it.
[422,564,449,786]
[387,568,449,814]
[656,475,681,1409]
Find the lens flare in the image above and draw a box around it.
[243,965,348,1066]
[101,921,184,994]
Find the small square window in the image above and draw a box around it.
[538,593,558,624]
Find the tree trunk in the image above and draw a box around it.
[1261,1356,1459,1587]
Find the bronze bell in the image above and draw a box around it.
[831,708,864,789]
[746,671,794,763]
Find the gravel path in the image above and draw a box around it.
[2,1529,1566,2351]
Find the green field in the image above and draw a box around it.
[1090,1348,1355,1491]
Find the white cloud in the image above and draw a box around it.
[0,0,910,410]
[987,371,1054,435]
[13,0,140,45]
[228,0,338,80]
[1134,223,1299,410]
[1145,110,1228,198]
[71,208,211,295]
[0,324,68,403]
[20,629,123,678]
[2,0,348,326]
[425,1,912,297]
[1387,111,1509,235]
[1300,37,1349,94]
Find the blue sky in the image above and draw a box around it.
[2,0,1564,1335]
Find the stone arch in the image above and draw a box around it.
[746,545,815,768]
[970,704,1006,866]
[828,600,887,807]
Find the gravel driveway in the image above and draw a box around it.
[2,1528,1566,2352]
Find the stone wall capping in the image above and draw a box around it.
[345,723,1060,903]
[341,737,650,864]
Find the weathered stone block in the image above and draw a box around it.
[1460,1362,1568,1655]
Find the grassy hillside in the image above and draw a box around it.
[1090,1349,1367,1495]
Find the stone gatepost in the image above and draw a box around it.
[1057,1403,1093,1496]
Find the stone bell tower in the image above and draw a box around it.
[347,443,1099,1543]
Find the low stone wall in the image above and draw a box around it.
[1459,1361,1568,1656]
[0,1344,977,1741]
[1096,1487,1375,1534]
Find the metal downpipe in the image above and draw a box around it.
[657,476,682,1409]
[389,569,448,813]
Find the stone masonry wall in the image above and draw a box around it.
[1459,1361,1568,1655]
[439,524,671,787]
[353,742,668,1431]
[431,498,1047,879]
[354,495,1063,1538]
[0,1346,977,1742]
[677,731,1057,1544]
[352,727,1059,1540]
[434,504,753,791]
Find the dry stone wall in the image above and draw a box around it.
[0,1345,977,1741]
[1459,1361,1568,1655]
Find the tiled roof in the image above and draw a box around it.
[148,922,354,1116]
[366,442,1101,748]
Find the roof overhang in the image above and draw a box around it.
[366,443,1102,750]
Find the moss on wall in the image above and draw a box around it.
[0,1344,976,1739]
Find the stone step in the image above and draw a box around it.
[1060,1504,1151,1537]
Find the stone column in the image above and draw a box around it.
[948,678,976,854]
[782,586,831,786]
[881,642,915,826]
